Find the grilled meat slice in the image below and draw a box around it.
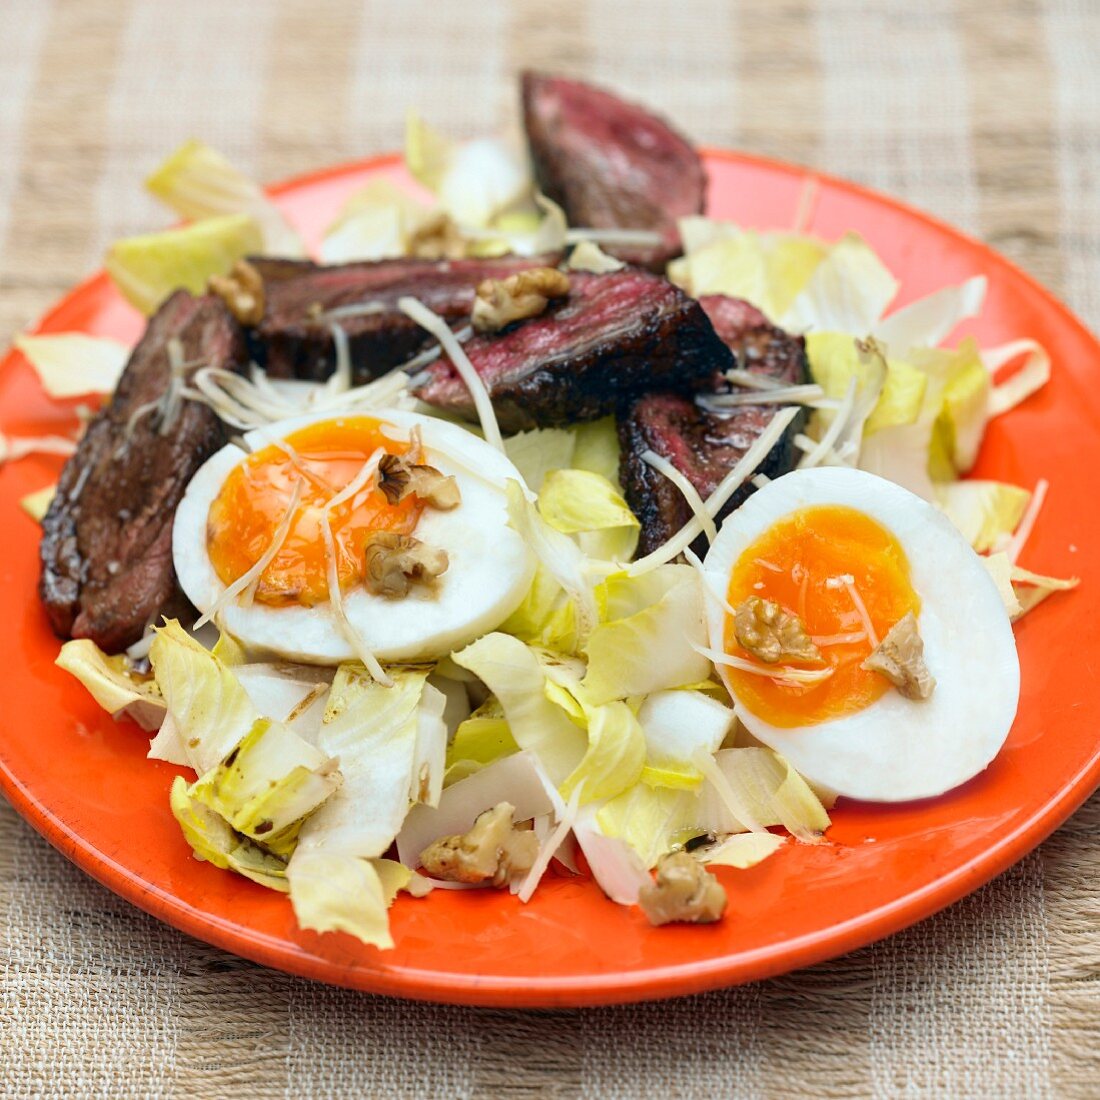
[252,253,561,383]
[521,71,706,271]
[619,296,808,557]
[39,291,246,652]
[414,269,732,432]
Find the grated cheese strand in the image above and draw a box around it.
[843,580,879,649]
[641,449,718,544]
[1005,477,1049,565]
[195,478,305,628]
[986,339,1051,417]
[692,641,834,687]
[683,546,739,622]
[563,227,663,246]
[791,174,820,234]
[798,376,858,469]
[698,385,833,411]
[629,407,799,576]
[811,631,867,647]
[0,431,77,465]
[325,321,353,398]
[318,508,392,686]
[516,783,584,904]
[398,296,504,451]
[323,447,383,514]
[723,369,785,392]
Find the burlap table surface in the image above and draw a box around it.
[0,1,1097,1096]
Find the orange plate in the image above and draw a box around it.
[1,151,1098,1008]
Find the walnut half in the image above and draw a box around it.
[734,596,821,664]
[407,211,467,261]
[471,267,571,333]
[418,802,539,887]
[208,259,265,326]
[638,851,727,926]
[377,453,461,511]
[363,532,448,598]
[861,611,935,700]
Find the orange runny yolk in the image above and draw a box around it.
[724,504,920,729]
[207,417,424,606]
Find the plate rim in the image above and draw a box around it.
[3,147,1099,1008]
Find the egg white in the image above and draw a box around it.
[703,466,1020,802]
[173,409,536,664]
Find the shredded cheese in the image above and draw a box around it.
[194,478,305,628]
[318,508,392,686]
[986,339,1051,417]
[683,546,738,620]
[692,642,835,687]
[398,296,504,452]
[324,322,353,400]
[319,301,389,322]
[798,376,858,469]
[724,369,785,392]
[791,174,820,234]
[811,631,867,647]
[697,384,833,411]
[842,580,879,649]
[640,449,718,544]
[1005,477,1049,564]
[323,448,384,513]
[186,363,413,430]
[0,431,77,465]
[628,407,799,575]
[562,227,664,246]
[516,783,584,904]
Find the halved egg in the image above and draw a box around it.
[703,466,1020,802]
[174,409,535,664]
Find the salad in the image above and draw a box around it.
[6,74,1077,950]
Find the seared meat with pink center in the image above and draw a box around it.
[618,295,807,557]
[414,269,732,432]
[522,72,706,271]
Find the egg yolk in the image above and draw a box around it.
[207,417,424,606]
[723,505,920,728]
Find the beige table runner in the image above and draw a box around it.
[0,1,1097,1096]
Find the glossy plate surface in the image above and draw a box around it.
[1,151,1097,1007]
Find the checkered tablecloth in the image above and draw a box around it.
[1,1,1097,1096]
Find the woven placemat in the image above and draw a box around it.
[1,1,1097,1096]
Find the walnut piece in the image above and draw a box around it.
[638,851,727,927]
[363,532,448,598]
[407,211,467,261]
[861,611,936,700]
[734,596,821,664]
[418,802,539,886]
[377,452,461,510]
[471,267,571,333]
[208,259,265,326]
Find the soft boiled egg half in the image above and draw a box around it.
[174,409,535,664]
[703,466,1020,802]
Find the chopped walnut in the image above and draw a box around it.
[377,452,461,510]
[407,211,467,260]
[208,259,265,326]
[363,532,448,598]
[471,267,571,333]
[734,596,821,664]
[418,802,539,886]
[638,851,727,926]
[861,611,936,700]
